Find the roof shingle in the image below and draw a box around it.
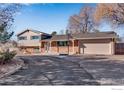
[42,31,118,41]
[72,31,118,39]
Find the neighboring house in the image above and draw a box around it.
[17,29,51,54]
[41,31,118,55]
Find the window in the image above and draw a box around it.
[41,35,52,40]
[31,36,39,40]
[57,41,68,46]
[18,36,27,40]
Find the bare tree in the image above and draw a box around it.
[59,29,65,35]
[0,4,21,29]
[94,3,124,26]
[0,4,21,51]
[68,6,95,34]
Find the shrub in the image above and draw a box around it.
[0,50,16,65]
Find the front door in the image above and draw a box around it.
[44,42,50,52]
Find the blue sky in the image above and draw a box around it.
[13,3,124,39]
[13,3,96,37]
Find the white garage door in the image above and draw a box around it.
[80,43,111,55]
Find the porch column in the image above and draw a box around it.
[49,41,52,53]
[72,40,75,54]
[39,34,42,54]
[39,42,41,53]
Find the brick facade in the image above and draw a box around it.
[41,40,79,55]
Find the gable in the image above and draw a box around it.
[17,30,44,37]
[19,30,40,37]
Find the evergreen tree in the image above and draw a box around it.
[0,23,14,43]
[0,4,21,44]
[0,4,21,64]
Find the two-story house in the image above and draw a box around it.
[17,29,118,55]
[17,29,51,54]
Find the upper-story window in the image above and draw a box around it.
[31,36,39,40]
[18,36,27,40]
[41,35,52,40]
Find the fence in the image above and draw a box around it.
[115,43,124,54]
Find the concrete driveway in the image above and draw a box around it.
[64,55,124,85]
[0,55,124,85]
[0,55,99,85]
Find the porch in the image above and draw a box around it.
[41,40,79,55]
[41,38,115,55]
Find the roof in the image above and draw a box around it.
[42,31,118,41]
[17,29,49,36]
[51,35,73,41]
[72,31,118,39]
[41,35,73,41]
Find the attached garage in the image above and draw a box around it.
[80,43,110,55]
[79,39,115,55]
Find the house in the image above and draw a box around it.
[41,31,118,55]
[17,29,51,54]
[17,29,118,55]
